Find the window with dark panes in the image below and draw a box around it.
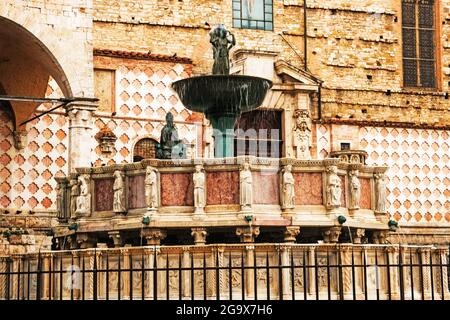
[402,0,436,88]
[234,110,282,158]
[233,0,273,31]
[133,138,158,162]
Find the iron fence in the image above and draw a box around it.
[0,244,449,300]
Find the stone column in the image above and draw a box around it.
[182,247,191,298]
[386,246,400,300]
[284,226,300,243]
[419,248,432,300]
[236,226,260,244]
[437,248,449,299]
[42,253,52,300]
[0,257,7,299]
[108,231,122,248]
[66,100,98,172]
[322,226,341,243]
[141,228,167,246]
[308,247,316,296]
[279,245,291,299]
[191,228,208,245]
[72,251,81,300]
[146,247,159,299]
[121,249,131,299]
[67,235,78,250]
[76,233,96,249]
[372,230,388,244]
[244,245,255,298]
[351,228,365,244]
[340,245,353,299]
[236,227,259,299]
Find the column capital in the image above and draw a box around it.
[191,227,208,245]
[236,226,260,243]
[65,98,98,111]
[284,226,300,243]
[322,226,341,243]
[141,228,167,246]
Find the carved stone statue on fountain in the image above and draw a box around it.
[76,174,91,216]
[156,112,186,159]
[145,166,158,211]
[326,165,341,209]
[209,24,236,75]
[293,109,312,159]
[281,164,295,210]
[374,173,387,213]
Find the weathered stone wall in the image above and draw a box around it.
[93,0,450,125]
[1,0,95,97]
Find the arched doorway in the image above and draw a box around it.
[0,16,72,131]
[133,138,158,162]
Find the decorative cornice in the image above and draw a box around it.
[93,48,192,64]
[314,118,450,131]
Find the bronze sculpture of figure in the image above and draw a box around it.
[156,112,186,159]
[209,25,236,75]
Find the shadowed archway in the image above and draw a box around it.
[0,16,72,131]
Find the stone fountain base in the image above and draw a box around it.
[53,156,390,248]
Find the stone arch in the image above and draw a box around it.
[132,135,160,162]
[0,16,73,130]
[0,2,94,129]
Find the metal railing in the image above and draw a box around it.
[0,244,449,300]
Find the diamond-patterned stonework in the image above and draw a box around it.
[93,57,200,165]
[0,78,67,211]
[316,124,449,225]
[360,126,449,224]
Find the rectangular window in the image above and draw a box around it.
[234,110,282,158]
[402,0,436,88]
[233,0,273,31]
[94,69,115,112]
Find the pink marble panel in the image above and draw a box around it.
[128,175,146,209]
[160,173,193,206]
[206,171,239,205]
[340,175,346,207]
[94,178,114,212]
[360,178,372,209]
[252,172,279,205]
[294,173,323,205]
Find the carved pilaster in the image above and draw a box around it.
[322,226,341,243]
[141,228,167,246]
[236,226,260,243]
[191,227,208,245]
[284,226,300,243]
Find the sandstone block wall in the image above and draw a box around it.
[1,0,95,97]
[93,0,450,125]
